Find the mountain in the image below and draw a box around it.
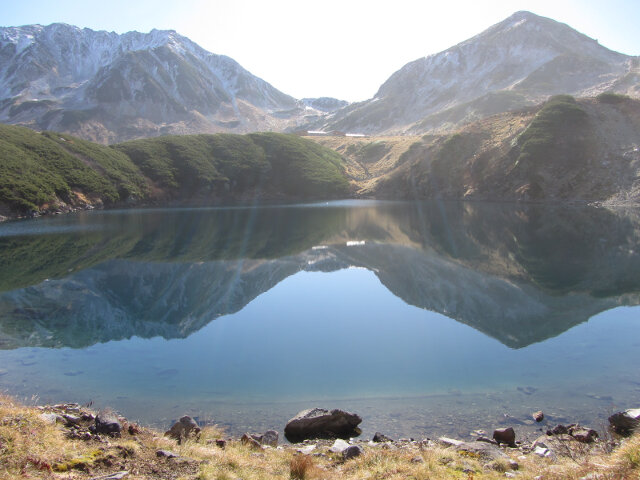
[371,94,640,204]
[0,23,316,142]
[314,11,640,135]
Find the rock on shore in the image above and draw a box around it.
[284,408,362,442]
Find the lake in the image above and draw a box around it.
[0,200,639,442]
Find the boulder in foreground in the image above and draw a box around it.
[165,415,201,442]
[284,408,362,442]
[609,408,640,436]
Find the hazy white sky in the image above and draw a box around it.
[3,0,640,101]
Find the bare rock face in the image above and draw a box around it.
[609,408,640,436]
[165,416,201,442]
[284,408,362,442]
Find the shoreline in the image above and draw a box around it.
[1,394,638,479]
[3,195,640,224]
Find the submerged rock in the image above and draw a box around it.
[533,411,544,422]
[284,408,362,442]
[609,408,640,436]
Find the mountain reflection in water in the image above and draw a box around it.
[1,201,639,350]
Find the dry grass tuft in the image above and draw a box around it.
[289,454,316,479]
[610,433,640,476]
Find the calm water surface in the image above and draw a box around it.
[0,201,639,441]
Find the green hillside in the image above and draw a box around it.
[0,127,351,216]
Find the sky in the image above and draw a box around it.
[2,0,640,102]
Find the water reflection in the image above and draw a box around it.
[0,201,639,349]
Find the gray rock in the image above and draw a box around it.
[569,426,598,443]
[608,408,640,436]
[372,432,393,443]
[455,441,509,461]
[165,415,200,441]
[284,408,362,442]
[476,436,499,445]
[95,411,121,435]
[296,444,317,455]
[484,459,519,471]
[548,424,570,435]
[493,427,516,447]
[241,433,262,449]
[63,414,81,426]
[533,446,552,458]
[38,413,63,424]
[249,430,278,447]
[89,472,129,480]
[329,439,350,453]
[156,450,179,458]
[438,436,464,447]
[342,445,363,460]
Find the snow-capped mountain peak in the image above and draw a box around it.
[0,23,301,142]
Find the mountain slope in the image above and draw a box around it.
[372,94,640,204]
[316,11,639,135]
[0,125,350,216]
[0,23,311,142]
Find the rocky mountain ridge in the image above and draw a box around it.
[0,23,347,142]
[313,11,639,135]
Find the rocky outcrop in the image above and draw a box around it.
[316,11,636,136]
[94,411,122,436]
[609,408,640,436]
[0,24,305,142]
[284,408,362,442]
[165,416,201,442]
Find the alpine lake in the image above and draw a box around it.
[0,200,639,442]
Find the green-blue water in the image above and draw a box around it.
[0,200,639,441]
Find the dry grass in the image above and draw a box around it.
[289,454,317,479]
[1,394,640,480]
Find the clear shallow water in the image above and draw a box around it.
[0,201,639,441]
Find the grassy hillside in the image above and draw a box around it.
[0,124,141,212]
[0,128,351,216]
[372,95,640,204]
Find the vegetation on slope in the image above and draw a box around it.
[0,128,351,216]
[370,94,640,203]
[0,124,129,212]
[514,95,590,169]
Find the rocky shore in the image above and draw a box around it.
[1,395,639,479]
